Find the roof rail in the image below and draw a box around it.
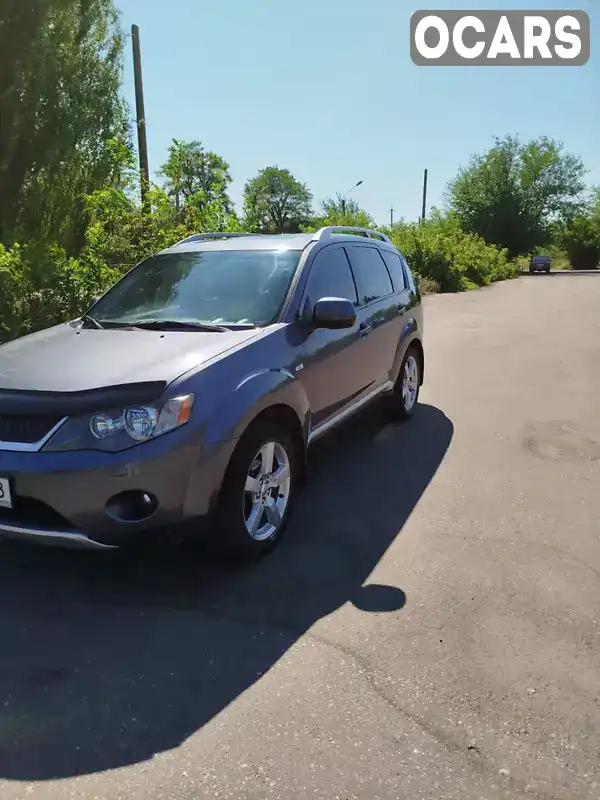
[174,232,263,246]
[313,226,391,244]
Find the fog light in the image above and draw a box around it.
[105,490,158,523]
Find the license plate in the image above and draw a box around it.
[0,478,12,509]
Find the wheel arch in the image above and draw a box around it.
[410,338,425,385]
[238,403,308,484]
[392,332,425,388]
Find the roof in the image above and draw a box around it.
[160,234,314,255]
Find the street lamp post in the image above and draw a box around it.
[340,180,363,215]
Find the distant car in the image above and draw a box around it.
[0,226,424,559]
[529,255,551,274]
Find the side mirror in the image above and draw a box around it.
[312,297,357,330]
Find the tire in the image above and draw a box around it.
[389,346,421,422]
[529,267,534,274]
[545,268,551,274]
[211,419,298,560]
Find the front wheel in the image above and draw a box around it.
[389,347,421,422]
[211,420,298,560]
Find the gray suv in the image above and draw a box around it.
[0,227,424,559]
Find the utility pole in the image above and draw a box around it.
[131,24,150,212]
[390,205,395,228]
[421,168,428,223]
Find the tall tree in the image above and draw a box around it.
[0,0,129,249]
[243,166,312,233]
[447,135,586,258]
[158,139,233,214]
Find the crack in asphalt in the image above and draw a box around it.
[305,631,560,800]
[147,591,565,800]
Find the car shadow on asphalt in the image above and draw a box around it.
[0,402,453,780]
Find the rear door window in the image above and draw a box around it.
[346,245,394,307]
[380,250,407,292]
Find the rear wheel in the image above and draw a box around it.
[211,420,298,560]
[389,346,421,422]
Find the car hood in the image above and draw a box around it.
[0,322,261,393]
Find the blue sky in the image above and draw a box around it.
[116,0,598,225]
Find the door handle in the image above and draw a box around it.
[359,322,373,338]
[396,304,408,314]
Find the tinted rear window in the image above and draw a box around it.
[346,245,394,306]
[380,250,406,292]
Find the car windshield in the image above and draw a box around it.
[90,249,302,328]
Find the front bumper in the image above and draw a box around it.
[0,432,237,549]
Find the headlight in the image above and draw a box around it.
[90,395,194,443]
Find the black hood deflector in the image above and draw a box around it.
[0,382,167,416]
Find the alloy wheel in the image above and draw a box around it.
[243,441,292,541]
[401,355,419,412]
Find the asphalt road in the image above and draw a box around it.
[1,271,600,800]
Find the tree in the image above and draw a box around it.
[158,139,233,215]
[447,135,586,258]
[0,0,129,250]
[559,189,600,270]
[243,166,312,233]
[306,195,376,230]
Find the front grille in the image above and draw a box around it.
[0,414,63,444]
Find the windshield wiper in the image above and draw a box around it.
[80,314,104,330]
[122,319,229,332]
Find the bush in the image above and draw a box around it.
[389,212,518,292]
[560,212,600,271]
[417,277,441,295]
[0,242,120,342]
